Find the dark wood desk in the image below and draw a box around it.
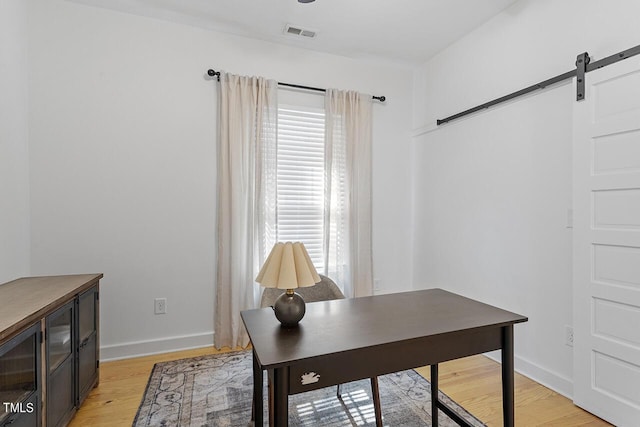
[241,288,527,427]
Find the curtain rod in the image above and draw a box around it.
[207,69,386,102]
[436,43,640,125]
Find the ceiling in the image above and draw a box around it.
[67,0,519,65]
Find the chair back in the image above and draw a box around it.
[260,274,345,308]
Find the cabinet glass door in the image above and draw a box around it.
[77,286,98,403]
[47,301,75,427]
[0,324,40,425]
[48,307,72,373]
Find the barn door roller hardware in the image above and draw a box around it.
[575,52,590,101]
[436,43,640,126]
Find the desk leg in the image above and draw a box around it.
[370,377,383,427]
[272,367,289,427]
[252,349,263,426]
[502,325,515,427]
[431,364,439,427]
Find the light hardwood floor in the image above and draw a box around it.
[70,346,611,427]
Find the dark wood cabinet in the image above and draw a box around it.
[0,274,102,427]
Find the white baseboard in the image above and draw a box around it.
[485,351,573,399]
[100,331,214,361]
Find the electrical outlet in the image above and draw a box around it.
[374,279,381,292]
[154,298,167,315]
[565,325,574,347]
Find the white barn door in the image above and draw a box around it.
[573,56,640,427]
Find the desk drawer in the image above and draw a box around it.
[288,326,502,395]
[288,351,373,394]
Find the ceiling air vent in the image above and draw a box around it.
[284,24,316,38]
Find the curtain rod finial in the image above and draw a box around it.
[207,69,220,81]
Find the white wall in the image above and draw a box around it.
[27,0,414,359]
[0,0,30,284]
[412,0,640,397]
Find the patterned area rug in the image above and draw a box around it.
[133,351,485,426]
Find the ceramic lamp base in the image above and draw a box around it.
[273,290,305,327]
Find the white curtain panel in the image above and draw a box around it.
[214,72,277,349]
[324,89,374,298]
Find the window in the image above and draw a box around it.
[276,103,326,270]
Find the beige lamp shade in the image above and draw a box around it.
[255,242,321,289]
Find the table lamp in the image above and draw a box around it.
[255,242,320,327]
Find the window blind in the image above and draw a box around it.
[276,105,326,270]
